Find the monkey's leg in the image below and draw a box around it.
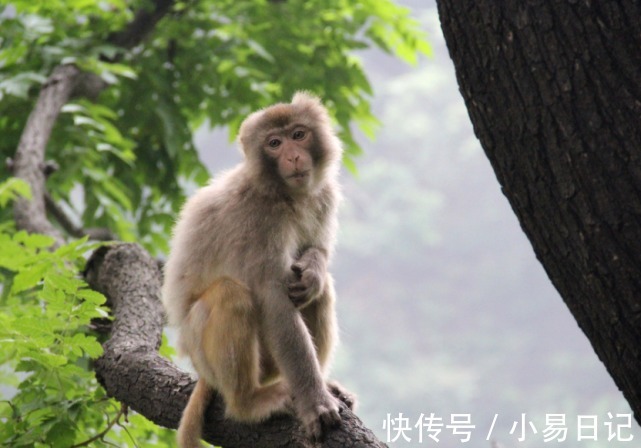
[200,277,290,421]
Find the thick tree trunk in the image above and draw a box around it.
[436,0,641,423]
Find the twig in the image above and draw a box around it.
[70,403,127,447]
[44,192,115,241]
[44,192,83,238]
[107,0,175,50]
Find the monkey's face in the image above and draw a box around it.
[263,125,316,192]
[239,92,341,195]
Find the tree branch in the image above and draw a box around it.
[70,403,127,448]
[44,192,115,241]
[12,64,81,246]
[107,0,175,50]
[85,243,386,448]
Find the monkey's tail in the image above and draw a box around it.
[177,378,213,448]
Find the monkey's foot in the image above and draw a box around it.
[298,393,341,441]
[328,381,357,411]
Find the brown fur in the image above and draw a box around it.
[162,92,354,446]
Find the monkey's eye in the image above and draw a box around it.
[292,130,306,140]
[268,138,281,148]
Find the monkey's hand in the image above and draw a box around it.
[287,257,325,308]
[297,390,341,440]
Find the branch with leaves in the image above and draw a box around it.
[12,64,80,245]
[10,0,180,245]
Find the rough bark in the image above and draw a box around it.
[12,64,80,245]
[437,0,641,422]
[85,243,386,448]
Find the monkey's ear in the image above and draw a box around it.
[238,110,263,147]
[292,91,322,106]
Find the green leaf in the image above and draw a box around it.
[44,273,79,294]
[73,115,103,129]
[12,262,49,293]
[52,235,93,259]
[76,288,107,305]
[30,350,68,368]
[342,154,359,176]
[0,178,32,207]
[60,103,87,114]
[45,420,76,447]
[12,317,53,339]
[100,177,133,211]
[71,333,103,358]
[99,61,137,80]
[15,231,56,249]
[0,72,47,99]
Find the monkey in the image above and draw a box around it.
[161,92,355,447]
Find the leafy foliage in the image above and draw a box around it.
[0,0,429,255]
[0,179,175,446]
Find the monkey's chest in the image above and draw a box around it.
[287,207,323,253]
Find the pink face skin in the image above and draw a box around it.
[263,125,314,191]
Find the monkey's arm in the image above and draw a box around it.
[287,247,328,308]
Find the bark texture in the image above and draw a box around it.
[12,64,80,245]
[437,0,641,422]
[85,243,386,448]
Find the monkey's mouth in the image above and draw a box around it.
[289,171,310,180]
[287,171,311,188]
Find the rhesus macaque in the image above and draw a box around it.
[162,92,355,447]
